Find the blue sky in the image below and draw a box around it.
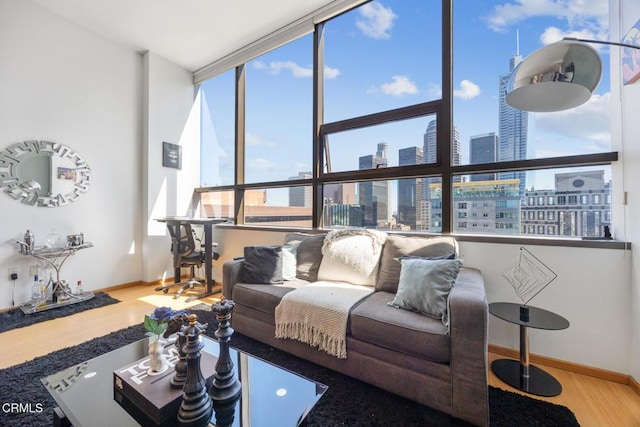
[201,0,612,192]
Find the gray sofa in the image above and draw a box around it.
[222,233,489,426]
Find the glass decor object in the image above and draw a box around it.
[501,247,557,305]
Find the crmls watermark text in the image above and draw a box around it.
[2,402,44,413]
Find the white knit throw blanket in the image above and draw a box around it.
[275,281,374,358]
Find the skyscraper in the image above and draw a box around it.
[498,36,528,197]
[358,142,389,227]
[469,133,498,182]
[289,172,312,207]
[398,146,424,229]
[423,119,461,199]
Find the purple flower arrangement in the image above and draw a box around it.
[144,306,189,340]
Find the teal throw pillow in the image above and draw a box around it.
[388,258,463,326]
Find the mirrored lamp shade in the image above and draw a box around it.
[506,40,602,112]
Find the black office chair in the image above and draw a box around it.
[155,223,219,299]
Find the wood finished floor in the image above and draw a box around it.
[1,284,639,427]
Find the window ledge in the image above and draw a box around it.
[215,224,630,249]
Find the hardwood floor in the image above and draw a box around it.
[1,284,639,426]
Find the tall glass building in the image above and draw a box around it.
[469,133,498,182]
[397,146,424,230]
[498,44,528,198]
[423,119,461,200]
[358,143,390,227]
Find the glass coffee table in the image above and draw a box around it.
[42,336,327,426]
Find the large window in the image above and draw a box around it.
[324,0,442,122]
[245,35,313,184]
[197,0,618,241]
[200,70,235,187]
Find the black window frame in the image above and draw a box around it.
[194,0,620,247]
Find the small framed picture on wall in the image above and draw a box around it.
[162,141,181,170]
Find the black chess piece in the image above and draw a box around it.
[209,297,242,403]
[177,314,212,427]
[169,314,189,389]
[212,391,240,427]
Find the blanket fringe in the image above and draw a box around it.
[276,321,347,359]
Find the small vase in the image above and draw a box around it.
[147,338,169,375]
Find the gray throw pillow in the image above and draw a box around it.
[284,233,325,281]
[375,235,459,293]
[241,245,283,284]
[388,258,463,326]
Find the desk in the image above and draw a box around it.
[156,217,229,301]
[489,302,569,397]
[19,243,95,314]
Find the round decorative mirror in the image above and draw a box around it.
[0,140,91,207]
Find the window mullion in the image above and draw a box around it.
[234,65,246,225]
[313,23,325,229]
[441,0,453,234]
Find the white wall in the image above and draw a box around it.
[211,227,632,374]
[0,0,143,308]
[615,0,640,381]
[462,241,631,373]
[141,52,200,283]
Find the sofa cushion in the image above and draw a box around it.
[241,245,283,284]
[317,229,387,286]
[375,235,459,293]
[231,280,309,317]
[350,291,451,363]
[282,241,300,281]
[388,258,463,326]
[284,233,326,282]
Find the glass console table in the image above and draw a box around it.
[19,243,95,314]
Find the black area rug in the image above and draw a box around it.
[0,292,120,334]
[0,309,580,427]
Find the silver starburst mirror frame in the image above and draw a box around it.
[0,140,91,207]
[501,247,557,306]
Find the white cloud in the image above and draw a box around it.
[484,0,608,36]
[246,133,277,148]
[324,65,340,79]
[252,60,340,79]
[356,1,398,39]
[540,26,606,51]
[535,92,611,145]
[374,75,418,97]
[253,60,311,78]
[453,80,481,100]
[247,158,276,171]
[428,83,442,98]
[245,133,263,146]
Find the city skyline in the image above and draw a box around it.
[200,0,612,205]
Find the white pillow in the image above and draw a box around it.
[282,241,300,281]
[317,230,387,286]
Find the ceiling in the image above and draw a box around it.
[30,0,337,72]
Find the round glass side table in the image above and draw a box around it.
[489,302,569,397]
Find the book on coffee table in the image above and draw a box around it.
[113,344,217,426]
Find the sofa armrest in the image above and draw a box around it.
[448,267,489,426]
[222,259,245,299]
